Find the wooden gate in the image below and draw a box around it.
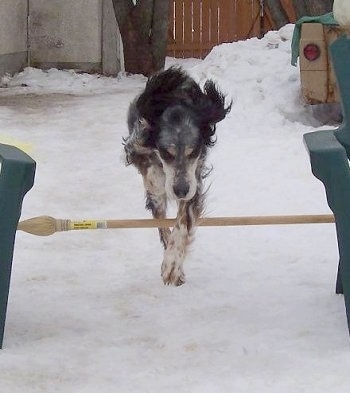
[167,0,296,58]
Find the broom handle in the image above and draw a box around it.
[17,214,335,237]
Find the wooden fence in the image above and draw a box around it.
[167,0,296,58]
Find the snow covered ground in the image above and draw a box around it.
[1,24,350,392]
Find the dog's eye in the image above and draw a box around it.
[187,147,200,159]
[185,147,194,157]
[167,146,176,156]
[159,149,175,162]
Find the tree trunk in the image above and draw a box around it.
[118,2,154,76]
[112,0,170,76]
[265,0,289,29]
[292,0,308,19]
[151,0,171,72]
[306,0,333,16]
[293,0,333,18]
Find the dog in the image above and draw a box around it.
[123,67,231,286]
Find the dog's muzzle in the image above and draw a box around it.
[173,180,190,199]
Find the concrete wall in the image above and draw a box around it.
[29,0,102,71]
[29,0,121,74]
[0,0,121,77]
[0,0,28,76]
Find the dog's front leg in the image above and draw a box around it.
[146,191,171,249]
[161,200,197,286]
[143,165,171,249]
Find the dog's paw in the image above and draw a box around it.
[161,259,186,286]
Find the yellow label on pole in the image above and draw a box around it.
[69,220,107,230]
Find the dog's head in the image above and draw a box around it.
[137,73,231,201]
[155,104,204,200]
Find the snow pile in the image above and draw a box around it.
[0,66,145,95]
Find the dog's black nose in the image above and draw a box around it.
[173,183,190,199]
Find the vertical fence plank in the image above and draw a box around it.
[235,0,249,41]
[201,0,211,57]
[167,1,176,57]
[209,0,219,46]
[175,0,184,58]
[251,0,261,38]
[218,0,236,43]
[221,0,230,42]
[235,0,260,40]
[183,0,193,57]
[192,0,201,58]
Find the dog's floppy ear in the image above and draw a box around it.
[123,116,155,165]
[126,102,155,149]
[136,117,158,149]
[197,80,232,146]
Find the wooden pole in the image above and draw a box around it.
[16,214,335,237]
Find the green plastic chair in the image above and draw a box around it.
[304,36,350,335]
[0,144,36,348]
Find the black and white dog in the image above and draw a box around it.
[123,67,231,286]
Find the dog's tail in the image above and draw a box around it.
[202,80,232,123]
[197,80,232,146]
